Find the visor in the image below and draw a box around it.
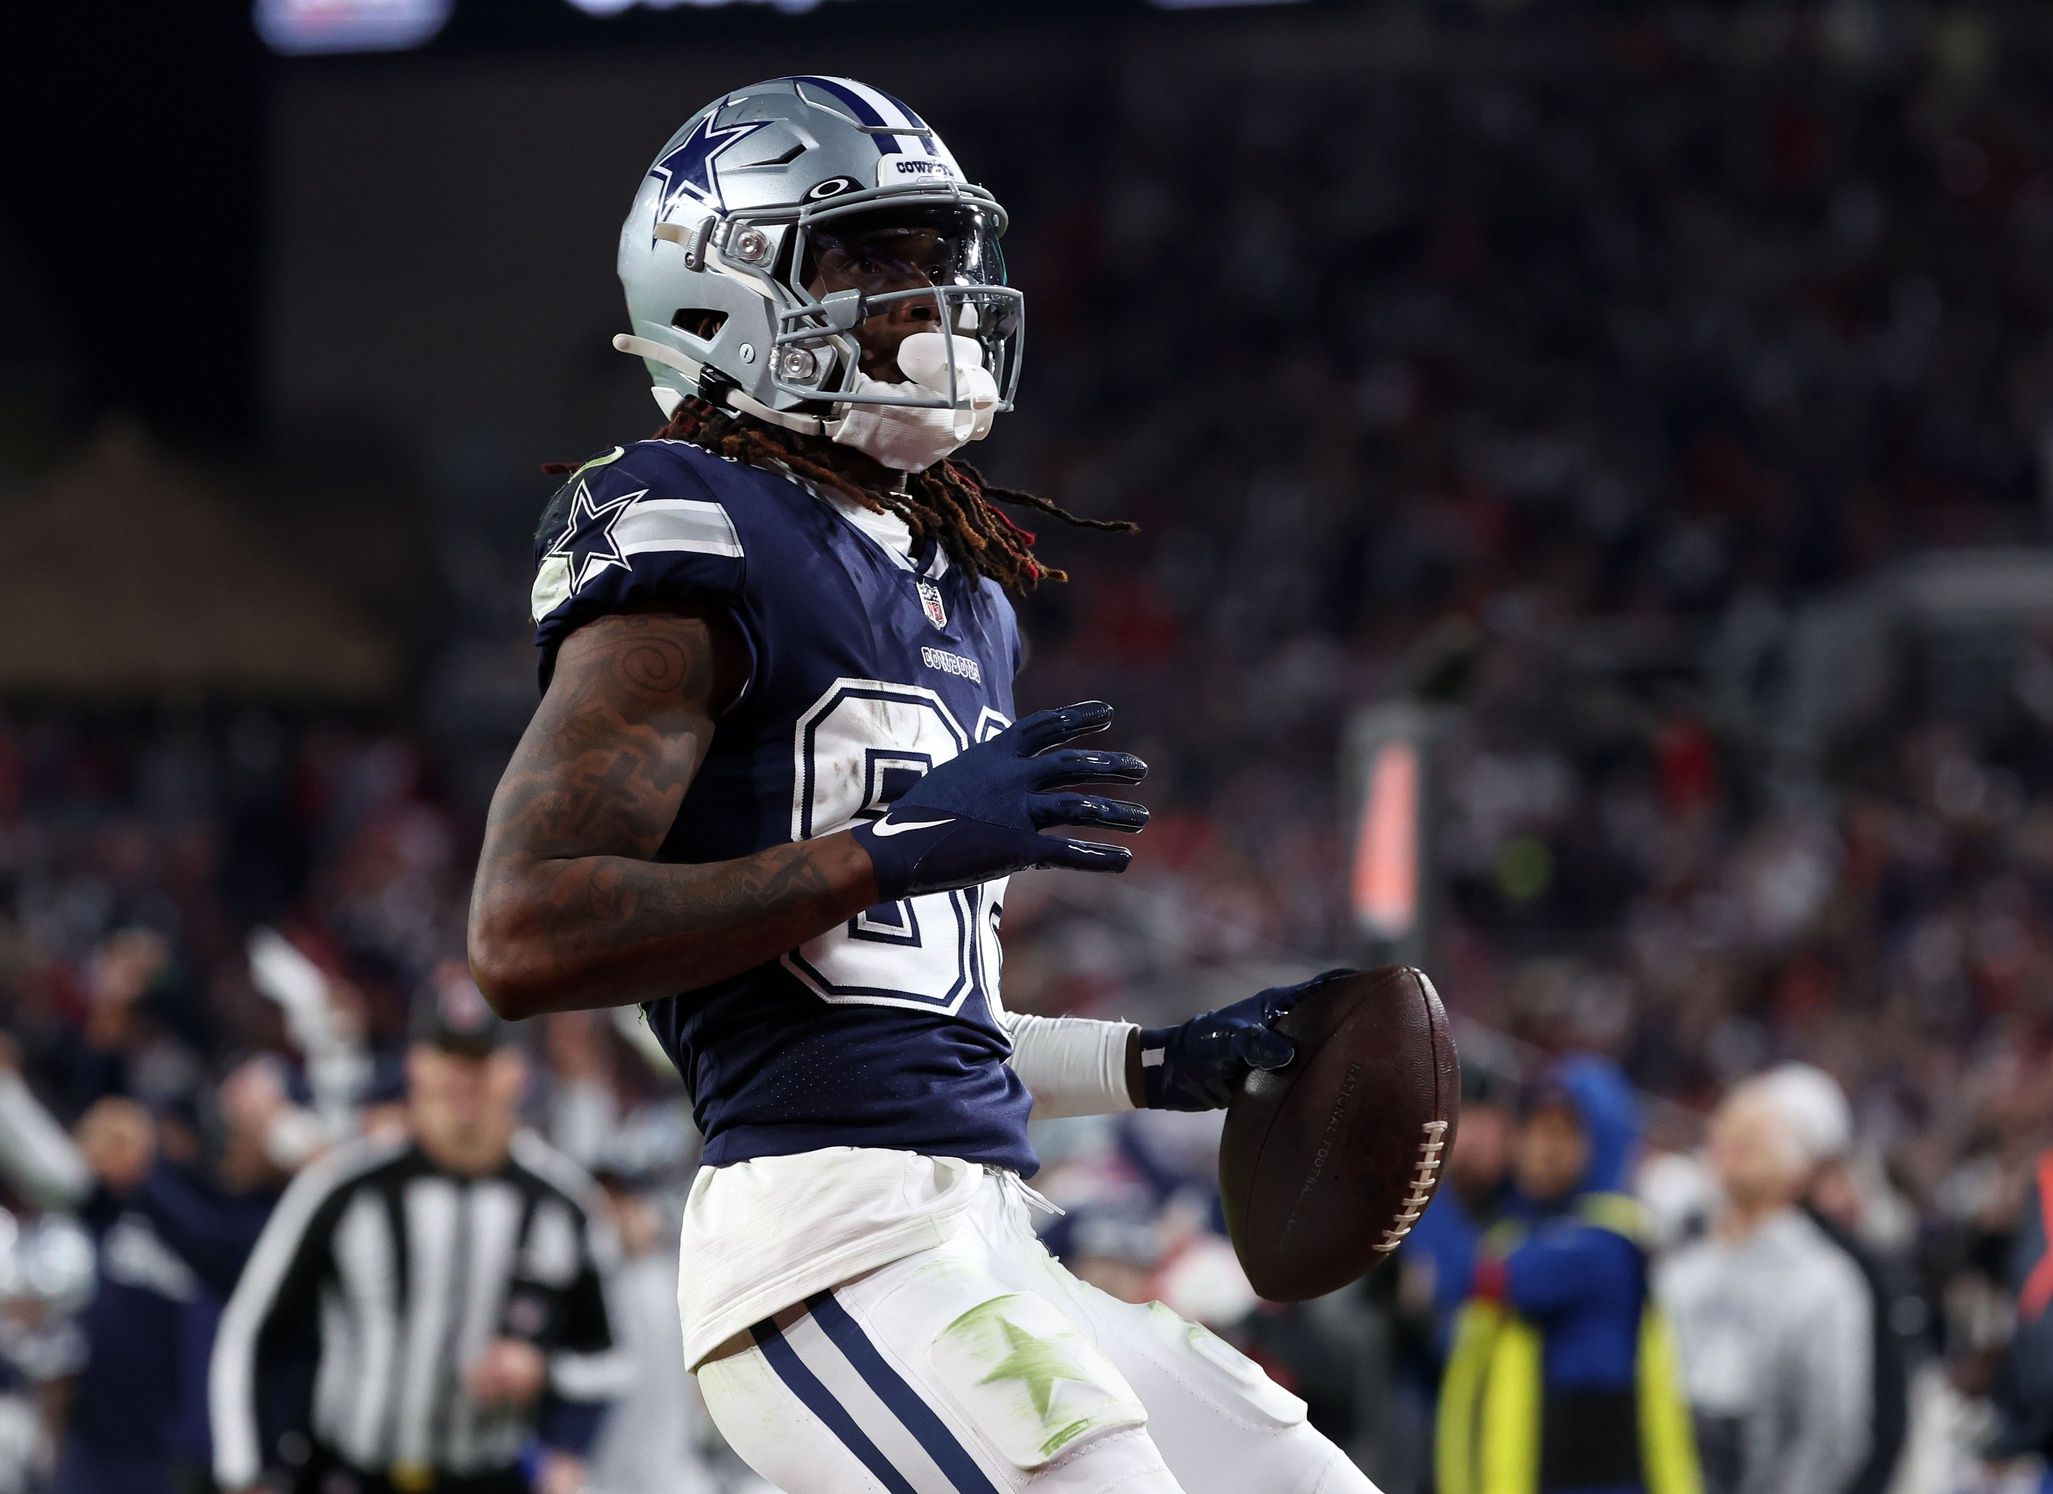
[726,195,1024,415]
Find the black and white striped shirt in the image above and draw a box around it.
[209,1132,629,1487]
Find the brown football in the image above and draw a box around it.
[1219,966,1460,1300]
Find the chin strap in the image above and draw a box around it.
[612,333,830,436]
[612,330,996,470]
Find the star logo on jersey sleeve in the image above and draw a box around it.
[648,111,772,227]
[544,478,647,595]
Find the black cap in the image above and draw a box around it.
[1519,1076,1584,1127]
[1455,1030,1521,1110]
[410,970,513,1057]
[1462,1056,1519,1110]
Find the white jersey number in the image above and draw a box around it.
[784,679,1008,1015]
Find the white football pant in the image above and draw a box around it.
[696,1172,1380,1493]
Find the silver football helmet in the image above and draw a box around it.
[614,76,1023,436]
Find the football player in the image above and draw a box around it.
[469,77,1378,1493]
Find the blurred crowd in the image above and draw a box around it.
[9,1,2053,1491]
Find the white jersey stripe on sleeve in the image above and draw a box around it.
[531,555,573,623]
[614,497,745,559]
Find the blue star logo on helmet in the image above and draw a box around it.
[647,110,771,226]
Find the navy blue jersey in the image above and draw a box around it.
[530,439,1036,1173]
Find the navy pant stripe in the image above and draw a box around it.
[808,1291,1002,1494]
[752,1319,919,1494]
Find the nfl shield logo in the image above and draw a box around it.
[917,578,948,630]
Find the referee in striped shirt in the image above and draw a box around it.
[209,976,628,1494]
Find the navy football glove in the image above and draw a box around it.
[1138,969,1356,1111]
[851,700,1148,900]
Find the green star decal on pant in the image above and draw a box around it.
[935,1294,1147,1464]
[978,1317,1088,1418]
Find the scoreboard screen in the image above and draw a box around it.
[258,0,1314,55]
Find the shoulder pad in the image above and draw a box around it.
[528,442,749,689]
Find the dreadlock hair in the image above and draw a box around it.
[649,394,1135,595]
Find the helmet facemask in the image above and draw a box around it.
[764,200,1023,417]
[614,78,1026,463]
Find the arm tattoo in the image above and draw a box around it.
[469,608,880,1016]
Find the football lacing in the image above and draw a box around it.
[1373,1119,1450,1253]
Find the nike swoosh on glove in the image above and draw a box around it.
[1138,969,1357,1111]
[851,700,1149,900]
